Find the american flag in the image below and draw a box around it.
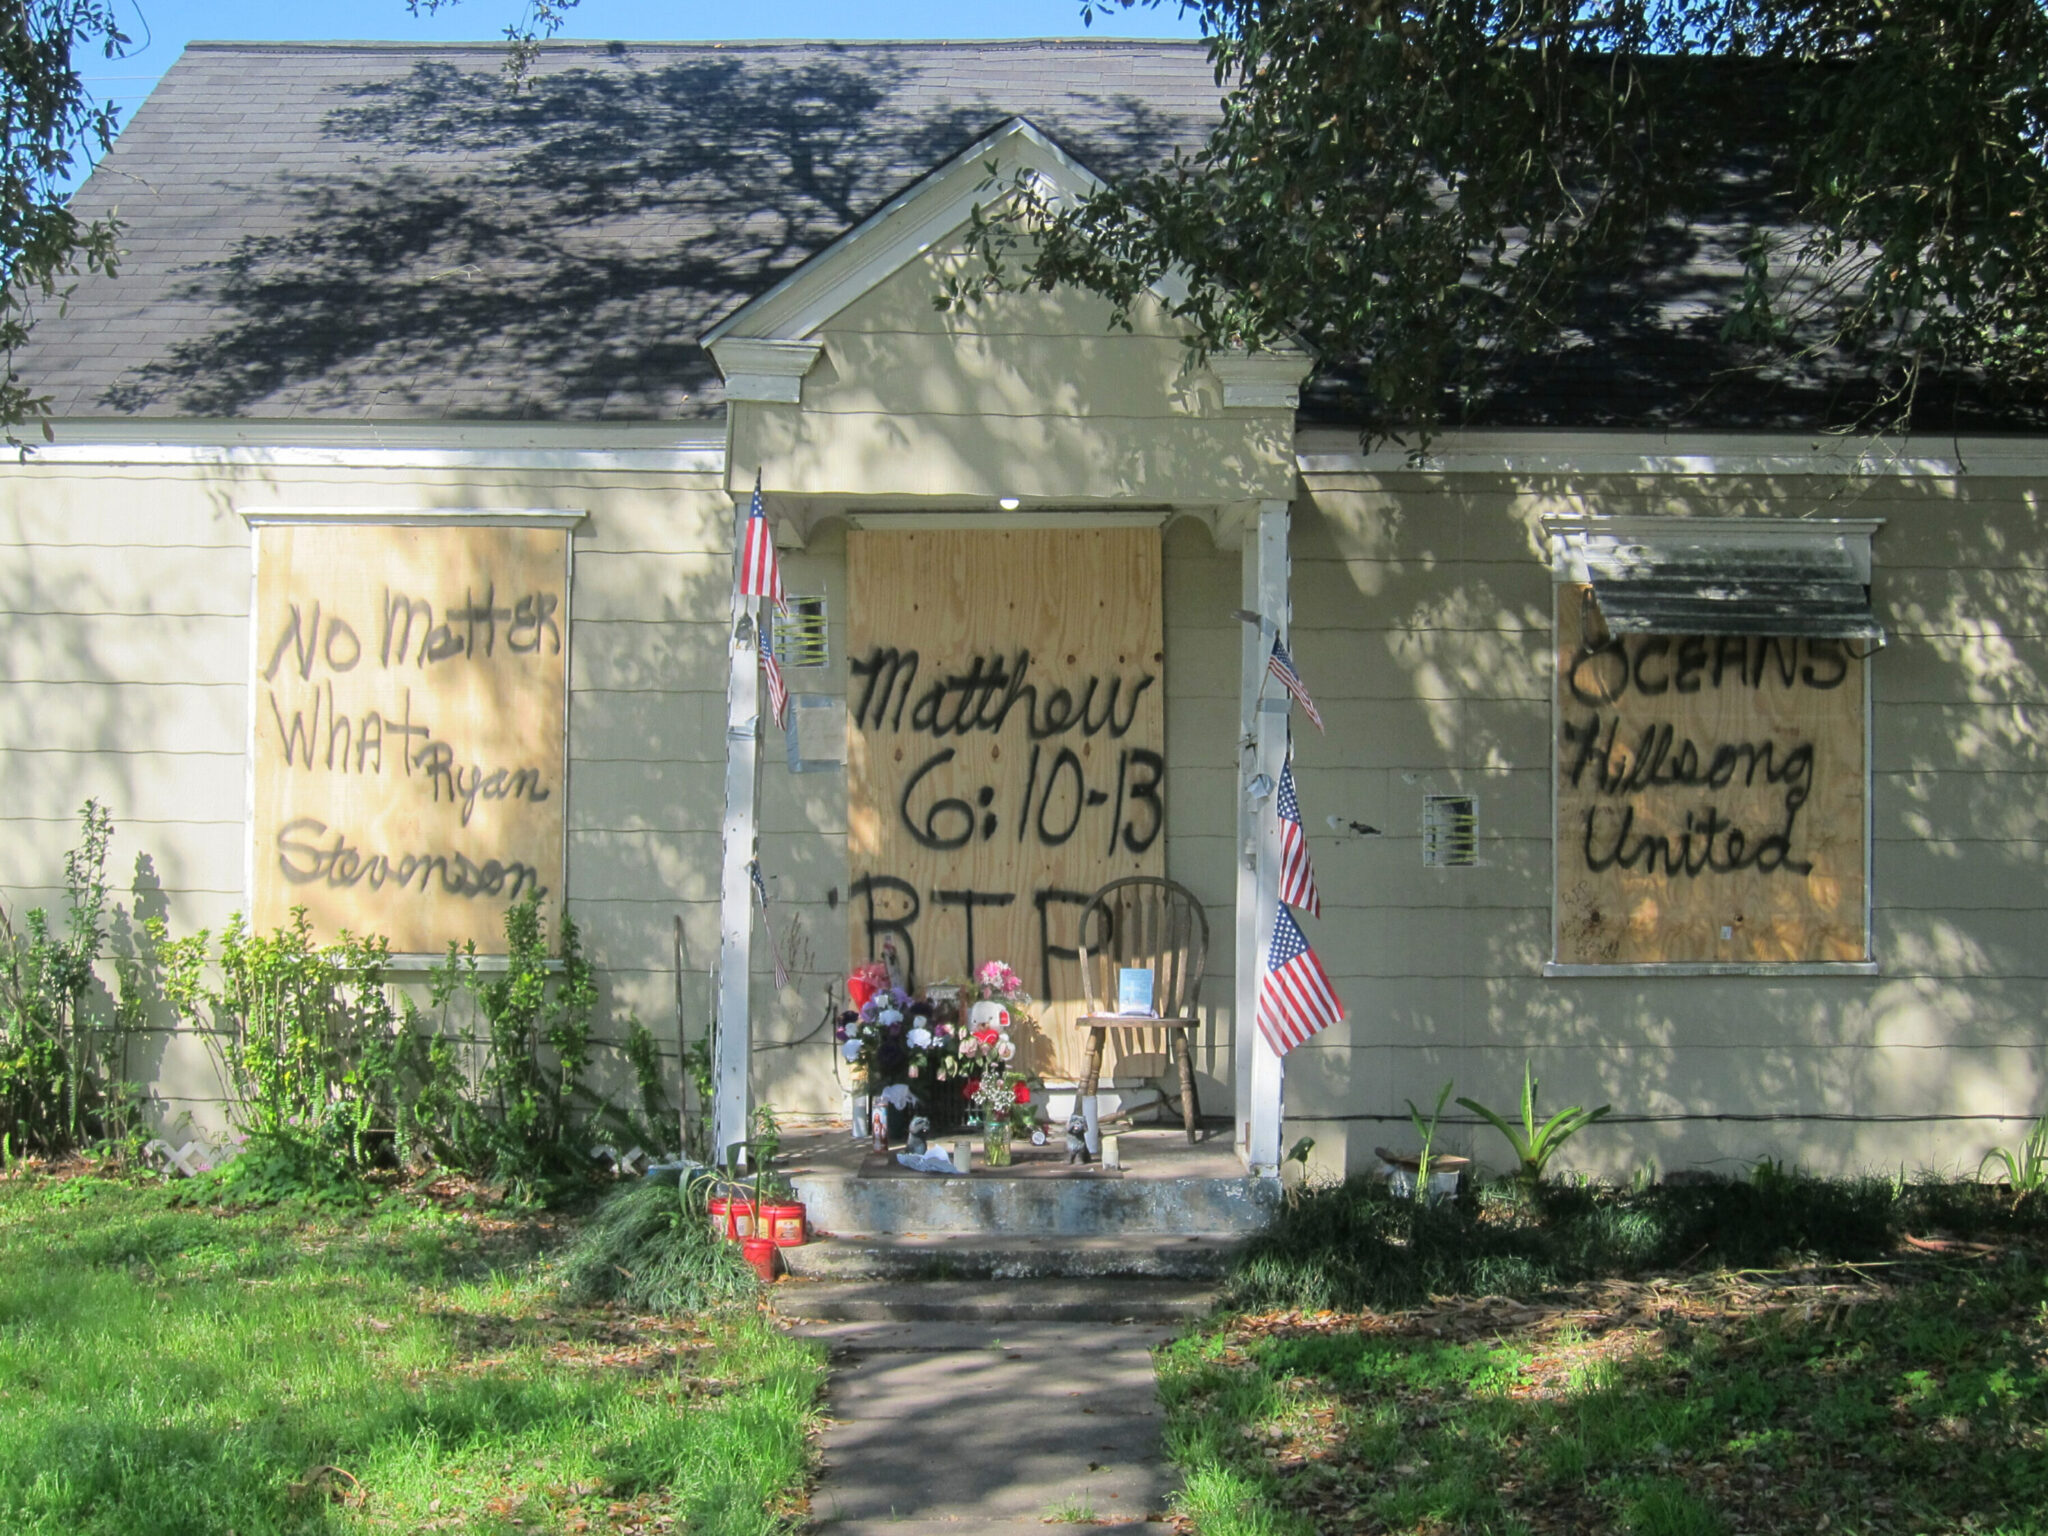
[1257,904,1343,1055]
[1276,760,1321,918]
[747,858,792,990]
[1267,636,1324,732]
[738,470,786,611]
[758,626,790,731]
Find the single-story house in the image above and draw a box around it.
[6,37,2046,1179]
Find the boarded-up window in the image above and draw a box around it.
[249,517,573,954]
[846,527,1165,1076]
[1547,517,1879,969]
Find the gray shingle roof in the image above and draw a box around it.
[28,38,2047,433]
[34,39,1221,422]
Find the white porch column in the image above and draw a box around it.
[712,494,760,1168]
[1235,498,1291,1174]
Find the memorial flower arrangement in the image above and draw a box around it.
[833,958,1043,1153]
[952,961,1038,1158]
[836,985,957,1089]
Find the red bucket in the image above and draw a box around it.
[760,1201,807,1247]
[708,1196,756,1241]
[740,1235,780,1282]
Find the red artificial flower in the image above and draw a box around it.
[964,1078,981,1100]
[1014,1083,1032,1105]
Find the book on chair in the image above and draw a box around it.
[1116,967,1157,1017]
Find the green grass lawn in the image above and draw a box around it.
[0,1171,822,1536]
[1169,1181,2048,1536]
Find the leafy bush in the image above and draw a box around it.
[0,801,147,1156]
[409,895,609,1200]
[4,810,685,1204]
[157,906,415,1180]
[556,1168,760,1313]
[156,893,669,1205]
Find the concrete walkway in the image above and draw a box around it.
[793,1317,1179,1535]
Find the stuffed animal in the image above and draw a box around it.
[1065,1113,1091,1165]
[905,1115,932,1155]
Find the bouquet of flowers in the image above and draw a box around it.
[834,960,1045,1150]
[836,985,956,1089]
[950,960,1039,1139]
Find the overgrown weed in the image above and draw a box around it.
[555,1168,760,1314]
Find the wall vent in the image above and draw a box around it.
[1422,794,1478,867]
[773,594,829,668]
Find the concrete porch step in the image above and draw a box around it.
[778,1231,1246,1282]
[771,1277,1218,1325]
[790,1169,1280,1237]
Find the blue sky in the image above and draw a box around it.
[83,0,1206,159]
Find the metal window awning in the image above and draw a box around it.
[1546,516,1887,644]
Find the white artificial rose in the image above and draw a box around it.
[906,1027,933,1050]
[996,1039,1017,1062]
[841,1040,862,1062]
[878,1007,903,1026]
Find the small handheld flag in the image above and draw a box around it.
[747,857,793,991]
[738,470,786,611]
[1267,636,1324,732]
[1276,760,1321,918]
[1257,904,1343,1055]
[758,626,790,731]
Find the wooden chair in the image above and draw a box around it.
[1074,876,1210,1144]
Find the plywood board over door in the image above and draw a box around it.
[848,528,1165,1079]
[1553,583,1869,965]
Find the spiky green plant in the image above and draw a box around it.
[1457,1061,1610,1190]
[1979,1117,2048,1204]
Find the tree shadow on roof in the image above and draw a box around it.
[98,47,1206,421]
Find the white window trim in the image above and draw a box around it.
[239,505,584,970]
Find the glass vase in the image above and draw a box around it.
[983,1124,1013,1168]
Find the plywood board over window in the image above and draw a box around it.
[847,528,1165,1078]
[1552,583,1870,967]
[249,519,571,955]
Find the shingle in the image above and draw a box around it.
[30,39,1219,425]
[25,37,2045,433]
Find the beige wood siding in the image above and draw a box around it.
[1161,515,1241,1104]
[730,241,1297,505]
[1289,470,2048,1179]
[0,455,851,1135]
